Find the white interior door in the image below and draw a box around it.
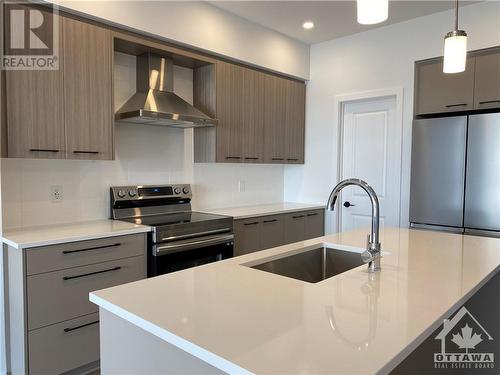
[340,95,401,231]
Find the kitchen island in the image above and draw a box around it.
[90,228,500,374]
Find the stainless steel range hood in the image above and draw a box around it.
[115,53,217,128]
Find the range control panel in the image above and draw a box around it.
[110,184,191,201]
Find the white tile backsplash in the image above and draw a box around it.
[1,52,284,229]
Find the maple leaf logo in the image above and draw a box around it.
[451,324,483,353]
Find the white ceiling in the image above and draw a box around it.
[208,1,478,44]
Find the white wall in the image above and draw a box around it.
[1,53,284,229]
[284,1,500,233]
[47,0,310,80]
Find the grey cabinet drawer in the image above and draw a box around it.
[26,234,146,275]
[27,255,145,330]
[29,312,99,375]
[305,210,325,239]
[260,215,285,250]
[284,212,306,244]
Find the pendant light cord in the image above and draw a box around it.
[455,0,459,31]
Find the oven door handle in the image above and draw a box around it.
[153,234,234,256]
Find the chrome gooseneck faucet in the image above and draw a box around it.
[327,179,381,272]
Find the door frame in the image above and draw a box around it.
[333,87,404,232]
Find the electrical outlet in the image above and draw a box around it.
[51,185,63,202]
[238,180,245,193]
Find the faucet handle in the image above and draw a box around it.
[361,250,374,264]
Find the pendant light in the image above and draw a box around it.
[443,0,468,73]
[357,0,388,25]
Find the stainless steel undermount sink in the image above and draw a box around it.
[248,246,364,283]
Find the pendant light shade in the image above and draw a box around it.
[443,0,468,73]
[357,0,388,25]
[443,30,467,73]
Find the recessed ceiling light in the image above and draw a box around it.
[302,21,314,30]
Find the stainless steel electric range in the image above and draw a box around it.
[110,184,234,277]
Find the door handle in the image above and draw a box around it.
[445,103,467,108]
[479,100,500,105]
[343,201,355,208]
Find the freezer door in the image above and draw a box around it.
[410,116,467,227]
[465,113,500,231]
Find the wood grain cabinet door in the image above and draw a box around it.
[5,9,65,159]
[304,210,325,240]
[263,74,287,163]
[285,80,306,164]
[284,212,306,244]
[474,51,500,110]
[241,69,265,163]
[260,215,285,250]
[216,62,243,162]
[234,218,262,256]
[63,17,113,160]
[416,57,475,115]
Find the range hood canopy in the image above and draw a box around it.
[115,53,217,128]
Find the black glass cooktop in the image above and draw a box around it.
[119,211,230,227]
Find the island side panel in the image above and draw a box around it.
[6,244,28,374]
[391,270,500,374]
[99,308,227,375]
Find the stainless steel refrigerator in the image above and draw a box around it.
[410,113,500,236]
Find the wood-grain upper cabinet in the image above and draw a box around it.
[215,62,243,162]
[241,69,265,162]
[5,9,65,159]
[474,51,500,110]
[285,80,306,164]
[415,57,475,115]
[63,17,113,160]
[264,75,306,164]
[263,74,287,163]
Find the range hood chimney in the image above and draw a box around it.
[115,53,217,128]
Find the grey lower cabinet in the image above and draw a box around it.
[234,209,324,256]
[6,233,147,375]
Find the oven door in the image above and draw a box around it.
[148,233,234,277]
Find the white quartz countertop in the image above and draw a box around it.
[2,220,151,249]
[200,202,325,219]
[90,228,500,374]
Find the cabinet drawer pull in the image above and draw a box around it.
[272,157,284,161]
[62,266,121,281]
[263,219,277,223]
[244,157,259,160]
[226,156,241,160]
[29,148,60,153]
[292,215,304,219]
[62,243,121,254]
[479,100,500,105]
[445,103,467,108]
[307,213,319,217]
[73,150,99,154]
[243,221,259,226]
[64,320,99,333]
[287,158,299,161]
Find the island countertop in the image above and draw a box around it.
[90,228,500,374]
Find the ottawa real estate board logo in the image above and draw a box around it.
[434,306,495,370]
[1,1,59,70]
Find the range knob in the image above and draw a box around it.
[128,189,137,197]
[182,187,190,195]
[174,187,181,195]
[117,190,127,198]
